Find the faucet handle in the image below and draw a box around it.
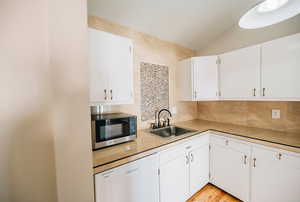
[150,122,156,129]
[162,120,167,127]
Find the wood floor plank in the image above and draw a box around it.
[187,184,241,202]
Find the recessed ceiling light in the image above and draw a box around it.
[239,0,300,29]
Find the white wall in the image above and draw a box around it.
[0,0,94,201]
[200,14,300,55]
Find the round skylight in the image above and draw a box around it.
[239,0,300,29]
[257,0,289,13]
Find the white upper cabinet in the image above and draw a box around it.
[193,57,219,100]
[177,33,300,101]
[89,28,134,105]
[219,45,260,100]
[261,33,300,100]
[177,56,219,101]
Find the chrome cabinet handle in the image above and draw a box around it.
[253,158,256,168]
[253,88,256,97]
[103,170,114,178]
[126,168,139,175]
[243,155,247,165]
[278,153,282,160]
[186,155,189,165]
[194,91,197,99]
[262,88,266,96]
[104,89,107,100]
[110,89,113,100]
[190,153,194,163]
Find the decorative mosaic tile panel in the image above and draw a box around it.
[140,62,169,121]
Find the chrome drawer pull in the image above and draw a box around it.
[253,158,257,168]
[190,153,194,163]
[104,89,107,100]
[186,155,189,165]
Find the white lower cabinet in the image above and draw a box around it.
[159,145,189,202]
[94,154,159,202]
[95,132,300,202]
[251,145,300,202]
[159,135,209,202]
[210,135,250,202]
[188,137,210,196]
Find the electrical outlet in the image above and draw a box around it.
[272,109,280,119]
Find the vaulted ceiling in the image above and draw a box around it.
[88,0,262,51]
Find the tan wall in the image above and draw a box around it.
[49,0,94,202]
[0,0,57,201]
[88,16,198,129]
[197,101,300,133]
[1,0,94,202]
[199,15,300,55]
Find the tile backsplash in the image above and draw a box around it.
[140,62,169,121]
[197,101,300,133]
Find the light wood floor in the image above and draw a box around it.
[187,184,241,202]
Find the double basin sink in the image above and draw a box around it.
[149,125,197,138]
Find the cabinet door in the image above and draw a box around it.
[177,59,193,101]
[89,28,134,105]
[261,33,300,99]
[192,56,219,100]
[251,146,300,202]
[135,154,159,202]
[189,144,209,196]
[95,168,123,202]
[89,28,110,104]
[95,154,159,202]
[210,143,250,201]
[108,36,134,104]
[120,154,159,202]
[159,147,189,202]
[219,45,260,100]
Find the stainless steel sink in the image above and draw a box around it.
[149,126,197,138]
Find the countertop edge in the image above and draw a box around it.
[93,127,300,174]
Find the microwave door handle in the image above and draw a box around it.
[91,120,96,149]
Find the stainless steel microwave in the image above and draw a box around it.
[91,113,137,150]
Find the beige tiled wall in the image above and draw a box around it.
[88,16,198,129]
[197,101,300,133]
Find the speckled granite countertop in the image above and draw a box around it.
[93,119,300,174]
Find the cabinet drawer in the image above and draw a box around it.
[160,144,186,165]
[210,134,251,154]
[184,134,209,150]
